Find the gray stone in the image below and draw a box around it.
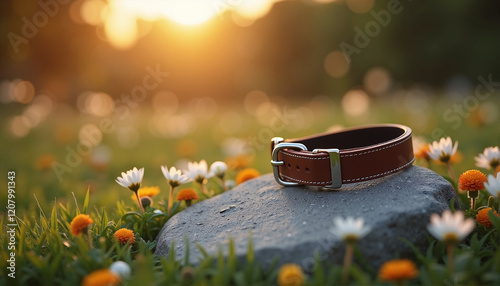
[154,166,458,271]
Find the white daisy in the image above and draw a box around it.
[427,137,458,163]
[484,174,500,199]
[330,216,371,243]
[116,167,144,192]
[109,261,131,279]
[185,160,214,184]
[475,146,500,170]
[161,165,190,187]
[427,210,475,244]
[210,161,227,179]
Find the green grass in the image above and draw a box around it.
[1,96,500,285]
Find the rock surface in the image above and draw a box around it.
[154,166,458,270]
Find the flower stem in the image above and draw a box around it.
[396,281,407,286]
[446,162,456,181]
[470,197,477,211]
[168,186,176,215]
[467,191,479,211]
[200,183,209,197]
[220,177,227,192]
[135,191,144,213]
[341,242,354,285]
[85,231,92,249]
[447,243,455,275]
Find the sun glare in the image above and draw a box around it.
[99,0,281,48]
[111,0,218,27]
[160,0,217,26]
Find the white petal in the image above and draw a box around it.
[116,178,128,188]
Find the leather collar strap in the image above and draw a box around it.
[270,124,414,189]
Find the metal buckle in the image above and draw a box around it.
[270,137,307,186]
[312,148,342,189]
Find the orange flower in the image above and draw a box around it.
[114,228,135,245]
[476,208,500,228]
[177,188,199,201]
[458,170,487,192]
[131,186,160,201]
[414,143,431,161]
[227,154,253,170]
[236,168,260,185]
[378,259,419,282]
[35,154,56,171]
[82,269,120,286]
[277,263,305,286]
[70,214,94,236]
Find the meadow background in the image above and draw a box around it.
[0,0,499,285]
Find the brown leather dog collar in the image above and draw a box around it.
[270,124,414,189]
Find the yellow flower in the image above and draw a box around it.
[176,188,199,201]
[131,186,160,201]
[82,269,120,286]
[70,214,94,236]
[476,208,499,228]
[277,263,305,286]
[236,168,260,185]
[458,170,487,192]
[114,228,135,245]
[378,259,419,282]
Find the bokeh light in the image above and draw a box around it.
[152,91,179,114]
[478,102,499,124]
[244,90,270,115]
[91,144,112,169]
[85,92,114,117]
[232,0,274,20]
[324,51,350,78]
[346,0,375,14]
[13,80,35,104]
[10,116,30,137]
[189,97,218,119]
[80,0,108,26]
[221,137,249,158]
[363,67,392,96]
[255,101,281,126]
[341,89,370,118]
